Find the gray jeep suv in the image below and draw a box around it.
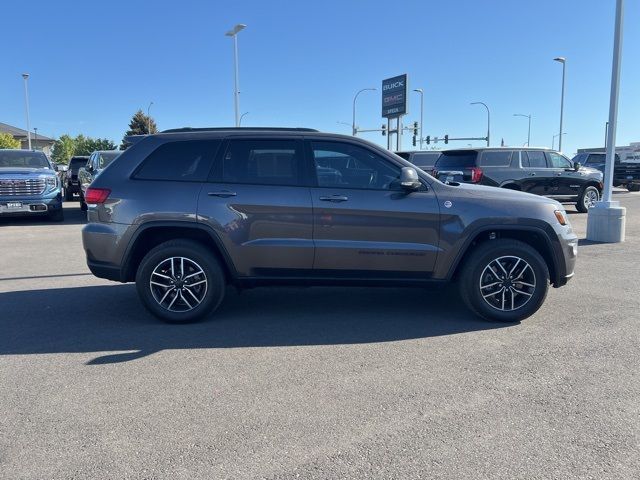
[82,128,578,323]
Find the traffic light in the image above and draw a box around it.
[412,135,417,147]
[413,121,418,136]
[381,124,386,136]
[444,135,449,144]
[426,135,430,145]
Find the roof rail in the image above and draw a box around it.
[161,127,319,134]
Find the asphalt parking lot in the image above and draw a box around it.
[1,192,639,479]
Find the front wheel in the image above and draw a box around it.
[135,240,226,323]
[576,185,600,213]
[459,239,549,323]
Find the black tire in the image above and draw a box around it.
[135,240,226,323]
[627,183,640,192]
[458,239,549,323]
[79,193,88,211]
[576,185,600,213]
[48,208,64,222]
[64,187,73,201]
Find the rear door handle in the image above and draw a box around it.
[319,195,348,202]
[556,172,563,176]
[208,191,237,198]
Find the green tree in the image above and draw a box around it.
[121,109,158,149]
[0,132,21,149]
[51,134,77,164]
[75,135,116,155]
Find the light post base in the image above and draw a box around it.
[586,201,626,243]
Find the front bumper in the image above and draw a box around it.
[0,192,62,217]
[552,226,578,287]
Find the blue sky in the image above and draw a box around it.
[1,0,638,156]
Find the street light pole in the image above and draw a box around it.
[554,57,566,152]
[34,128,38,150]
[225,24,247,127]
[22,73,31,150]
[413,88,424,149]
[470,102,490,146]
[352,88,376,136]
[239,112,249,126]
[147,101,154,134]
[552,132,567,150]
[514,113,531,146]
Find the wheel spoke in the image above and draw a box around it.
[501,288,506,310]
[513,288,533,297]
[483,287,504,299]
[167,291,179,310]
[494,259,509,276]
[180,257,185,278]
[158,287,175,304]
[509,258,521,276]
[152,271,172,280]
[516,281,535,288]
[184,270,204,280]
[180,291,192,309]
[480,281,501,290]
[184,286,202,305]
[151,280,171,288]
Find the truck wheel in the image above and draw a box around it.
[48,208,64,222]
[459,239,549,323]
[79,193,88,211]
[576,186,600,213]
[135,240,226,323]
[628,183,640,192]
[64,188,73,201]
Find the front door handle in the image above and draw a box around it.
[556,172,562,176]
[529,172,536,176]
[319,195,348,202]
[208,191,237,198]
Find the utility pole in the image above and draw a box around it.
[22,73,31,150]
[225,24,247,127]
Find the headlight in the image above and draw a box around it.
[554,209,568,226]
[45,176,58,191]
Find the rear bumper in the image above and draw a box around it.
[87,260,123,282]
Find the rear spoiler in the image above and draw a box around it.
[122,135,147,147]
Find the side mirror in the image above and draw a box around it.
[573,161,581,171]
[400,167,422,191]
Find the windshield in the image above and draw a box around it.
[411,152,441,168]
[0,150,50,169]
[435,151,478,168]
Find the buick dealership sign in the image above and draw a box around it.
[382,74,408,118]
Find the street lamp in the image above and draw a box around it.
[470,102,490,146]
[239,112,249,126]
[554,56,566,152]
[34,128,38,150]
[22,73,31,150]
[513,113,531,146]
[225,23,247,127]
[147,101,154,134]
[552,132,567,150]
[352,88,376,136]
[413,88,424,149]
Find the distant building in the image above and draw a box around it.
[578,142,640,162]
[0,122,55,156]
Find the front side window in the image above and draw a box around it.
[221,139,303,186]
[523,150,548,168]
[312,141,402,190]
[135,140,221,181]
[479,150,513,167]
[547,152,573,169]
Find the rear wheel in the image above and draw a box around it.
[576,185,600,213]
[64,187,73,201]
[79,193,88,211]
[459,239,549,323]
[627,183,640,192]
[135,240,226,323]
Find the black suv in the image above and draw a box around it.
[82,128,577,324]
[396,151,441,170]
[427,148,603,212]
[572,152,640,192]
[63,155,89,200]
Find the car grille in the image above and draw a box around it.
[0,178,46,196]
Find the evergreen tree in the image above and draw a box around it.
[121,110,158,149]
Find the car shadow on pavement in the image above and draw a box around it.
[0,204,86,227]
[0,284,511,364]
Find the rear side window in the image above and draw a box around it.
[411,152,440,168]
[435,151,478,168]
[222,139,303,186]
[135,140,221,181]
[522,151,547,168]
[479,151,513,167]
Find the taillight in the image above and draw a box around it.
[85,187,111,204]
[469,167,483,183]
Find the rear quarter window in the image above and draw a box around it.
[134,140,221,182]
[479,151,513,167]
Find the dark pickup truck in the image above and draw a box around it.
[572,152,640,192]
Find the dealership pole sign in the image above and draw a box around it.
[382,74,408,118]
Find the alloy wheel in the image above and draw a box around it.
[149,257,208,312]
[479,255,536,311]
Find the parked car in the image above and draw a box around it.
[0,149,64,221]
[571,152,640,192]
[431,147,603,212]
[78,150,121,211]
[395,151,441,171]
[82,128,577,324]
[63,156,89,201]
